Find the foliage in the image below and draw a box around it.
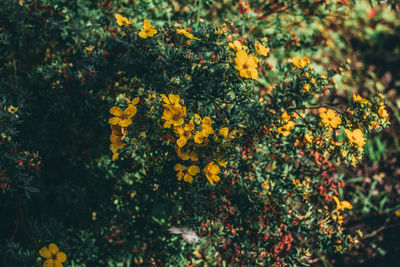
[0,0,398,266]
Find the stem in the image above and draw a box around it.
[196,0,202,31]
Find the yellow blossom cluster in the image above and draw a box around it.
[344,128,365,149]
[160,94,230,185]
[229,40,248,52]
[139,20,157,39]
[255,41,269,56]
[161,94,186,128]
[377,93,389,123]
[174,164,200,183]
[352,94,369,105]
[332,196,353,225]
[291,56,310,69]
[303,83,311,93]
[115,15,158,40]
[304,131,313,144]
[114,13,133,26]
[277,111,296,136]
[319,109,342,129]
[108,97,139,161]
[229,39,268,80]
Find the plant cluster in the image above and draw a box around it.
[0,0,395,266]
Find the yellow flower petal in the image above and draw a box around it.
[131,97,140,105]
[177,171,184,181]
[39,247,52,259]
[119,119,132,127]
[110,106,123,117]
[333,196,341,209]
[169,94,180,105]
[341,201,353,210]
[218,127,229,138]
[255,41,268,56]
[188,165,200,176]
[183,174,193,183]
[124,105,137,118]
[174,164,184,171]
[49,243,59,254]
[108,117,121,125]
[139,30,148,39]
[43,259,56,267]
[56,251,67,263]
[176,136,187,148]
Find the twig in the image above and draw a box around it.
[212,100,227,123]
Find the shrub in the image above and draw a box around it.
[0,0,392,266]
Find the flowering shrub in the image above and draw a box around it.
[101,10,389,266]
[0,0,395,266]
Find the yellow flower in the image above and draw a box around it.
[139,19,157,39]
[7,105,18,114]
[84,45,94,52]
[217,156,228,167]
[127,97,140,105]
[193,114,202,124]
[39,243,67,267]
[218,127,229,138]
[281,111,290,123]
[291,56,310,69]
[333,196,353,211]
[109,104,137,127]
[162,105,186,128]
[175,120,194,148]
[303,83,311,92]
[395,210,400,217]
[378,105,388,119]
[352,94,369,105]
[176,29,200,40]
[214,27,223,35]
[110,138,126,161]
[277,121,296,136]
[255,41,269,56]
[110,125,126,144]
[174,164,200,183]
[262,180,274,191]
[204,161,220,185]
[114,13,133,26]
[304,131,313,144]
[262,181,270,190]
[200,116,214,136]
[319,109,341,129]
[344,129,366,148]
[176,147,198,161]
[193,131,205,144]
[228,40,247,52]
[234,50,258,80]
[161,94,181,109]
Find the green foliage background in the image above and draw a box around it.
[1,0,399,266]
